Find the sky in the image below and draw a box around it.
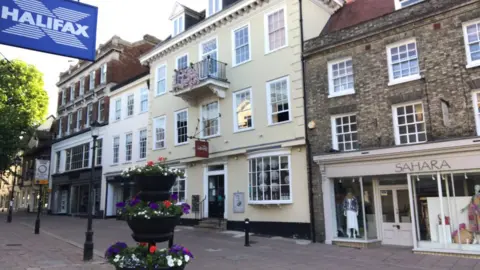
[0,0,206,117]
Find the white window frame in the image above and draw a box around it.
[232,23,252,66]
[200,101,220,138]
[127,94,134,117]
[266,76,291,126]
[113,136,120,164]
[98,98,104,122]
[472,91,480,136]
[100,63,107,84]
[70,85,75,101]
[175,53,189,70]
[153,116,167,150]
[114,99,121,121]
[155,63,167,96]
[327,57,355,98]
[76,110,82,131]
[67,113,72,134]
[264,6,288,54]
[173,14,185,37]
[138,129,147,160]
[207,0,222,17]
[140,88,148,113]
[394,0,423,10]
[233,88,254,132]
[79,77,84,96]
[247,150,293,205]
[57,118,62,137]
[86,103,92,127]
[392,101,427,145]
[386,38,421,86]
[125,132,133,162]
[62,89,66,105]
[330,114,358,152]
[89,70,95,90]
[198,37,218,64]
[171,167,187,203]
[96,138,103,166]
[463,19,480,69]
[174,109,189,146]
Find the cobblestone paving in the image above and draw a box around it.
[1,213,479,270]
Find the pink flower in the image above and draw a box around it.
[158,157,166,162]
[147,161,154,166]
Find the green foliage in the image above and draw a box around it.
[0,59,48,171]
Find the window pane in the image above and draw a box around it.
[234,90,252,130]
[333,114,358,151]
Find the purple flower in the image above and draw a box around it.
[115,242,128,249]
[115,202,126,208]
[171,193,178,201]
[149,202,159,210]
[129,198,140,207]
[182,203,191,214]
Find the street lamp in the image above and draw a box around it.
[7,156,22,223]
[83,121,100,261]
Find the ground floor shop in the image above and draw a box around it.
[104,174,135,217]
[315,138,480,255]
[147,144,311,238]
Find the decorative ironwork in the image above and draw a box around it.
[172,57,228,92]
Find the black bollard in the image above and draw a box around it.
[168,235,173,248]
[244,218,250,247]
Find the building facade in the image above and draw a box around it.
[49,35,159,217]
[304,0,480,254]
[102,72,150,217]
[138,0,342,237]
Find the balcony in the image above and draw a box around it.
[171,57,229,105]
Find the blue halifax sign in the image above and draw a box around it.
[0,0,98,61]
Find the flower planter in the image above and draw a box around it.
[127,215,180,243]
[116,266,185,270]
[133,175,177,202]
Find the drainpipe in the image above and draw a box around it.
[298,0,317,243]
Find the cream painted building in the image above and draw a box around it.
[139,0,342,237]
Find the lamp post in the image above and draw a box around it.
[7,156,21,223]
[83,121,99,261]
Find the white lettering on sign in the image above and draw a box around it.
[0,0,91,50]
[394,160,451,173]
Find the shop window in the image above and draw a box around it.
[248,155,291,203]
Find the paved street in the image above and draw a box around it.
[0,213,477,270]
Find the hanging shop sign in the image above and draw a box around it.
[34,159,50,185]
[0,0,98,60]
[195,140,209,158]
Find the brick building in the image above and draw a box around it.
[49,35,159,217]
[304,0,480,255]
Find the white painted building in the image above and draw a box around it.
[102,73,150,217]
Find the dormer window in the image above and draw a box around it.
[173,14,185,37]
[207,0,222,17]
[394,0,423,10]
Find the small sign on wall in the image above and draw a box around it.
[233,192,245,213]
[195,140,209,158]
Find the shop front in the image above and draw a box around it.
[105,174,135,218]
[315,138,480,255]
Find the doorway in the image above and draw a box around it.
[205,164,226,219]
[379,185,413,246]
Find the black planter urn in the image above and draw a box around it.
[133,175,177,202]
[127,215,181,243]
[116,266,185,270]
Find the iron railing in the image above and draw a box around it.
[172,56,227,92]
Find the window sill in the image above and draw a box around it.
[232,59,252,68]
[265,44,288,56]
[388,74,422,86]
[122,162,132,165]
[200,134,221,140]
[153,147,166,151]
[155,92,167,98]
[136,159,146,163]
[233,127,254,134]
[328,90,355,98]
[174,142,189,147]
[139,111,148,115]
[466,61,480,69]
[111,164,119,167]
[268,120,292,127]
[395,140,427,146]
[248,200,292,205]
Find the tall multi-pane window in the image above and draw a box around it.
[393,102,426,145]
[76,110,82,130]
[62,89,66,105]
[139,129,147,159]
[98,98,105,122]
[96,138,102,166]
[101,63,107,84]
[79,77,84,96]
[464,20,480,67]
[233,25,250,65]
[65,148,71,171]
[70,85,75,101]
[175,110,188,145]
[328,58,354,97]
[86,103,92,127]
[154,116,166,149]
[233,88,253,131]
[201,101,219,137]
[267,76,290,124]
[55,151,61,173]
[125,133,133,162]
[127,95,134,116]
[64,143,89,171]
[265,8,286,53]
[89,70,95,90]
[331,114,358,151]
[387,39,420,84]
[115,99,121,121]
[67,113,72,134]
[473,92,480,136]
[176,54,188,70]
[171,168,186,202]
[207,0,221,17]
[113,136,120,164]
[140,88,148,113]
[156,65,166,95]
[248,155,291,203]
[173,15,184,36]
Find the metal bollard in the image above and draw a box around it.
[244,218,250,247]
[168,234,174,248]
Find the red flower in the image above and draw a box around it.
[138,242,147,247]
[163,200,172,208]
[158,157,166,162]
[149,245,156,254]
[147,161,154,166]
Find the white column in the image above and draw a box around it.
[320,163,334,244]
[407,174,418,249]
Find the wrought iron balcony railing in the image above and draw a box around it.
[172,57,228,92]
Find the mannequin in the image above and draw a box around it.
[462,185,480,244]
[343,189,359,238]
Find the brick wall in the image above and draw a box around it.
[107,43,153,84]
[304,0,480,241]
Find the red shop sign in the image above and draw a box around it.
[195,140,209,158]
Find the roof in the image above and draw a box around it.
[322,0,394,35]
[110,71,150,93]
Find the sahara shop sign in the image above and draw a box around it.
[394,160,451,173]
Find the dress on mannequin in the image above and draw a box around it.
[343,191,359,239]
[463,185,480,244]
